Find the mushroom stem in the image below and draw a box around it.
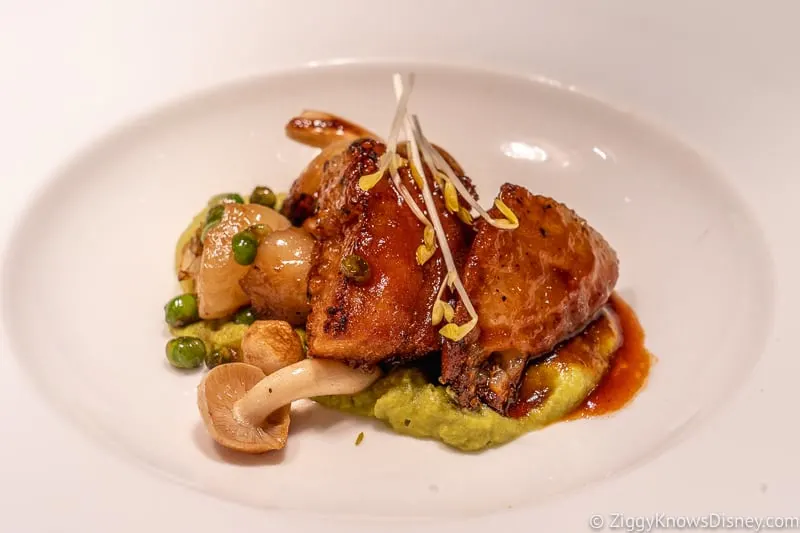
[231,359,380,427]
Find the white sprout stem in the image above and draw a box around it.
[433,271,457,301]
[410,116,510,230]
[386,74,431,227]
[392,74,478,324]
[434,273,449,302]
[388,161,432,227]
[387,73,415,153]
[358,77,410,191]
[401,114,453,271]
[402,116,436,237]
[362,72,429,228]
[404,112,478,323]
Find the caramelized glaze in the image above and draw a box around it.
[569,293,651,419]
[442,184,620,412]
[507,306,622,419]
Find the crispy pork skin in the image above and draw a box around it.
[305,139,472,365]
[441,184,618,412]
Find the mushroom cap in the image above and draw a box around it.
[197,362,290,453]
[241,320,305,375]
[285,110,378,149]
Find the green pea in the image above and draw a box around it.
[234,307,257,325]
[208,193,244,207]
[166,336,206,369]
[247,223,271,241]
[249,186,276,208]
[205,204,225,225]
[164,294,200,327]
[205,346,239,369]
[340,254,370,283]
[232,230,258,265]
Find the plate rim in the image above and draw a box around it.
[0,58,779,521]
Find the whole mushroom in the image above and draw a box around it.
[197,363,291,453]
[198,359,380,453]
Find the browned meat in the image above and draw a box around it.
[281,133,469,229]
[280,111,376,226]
[305,139,472,365]
[441,184,619,412]
[281,139,353,226]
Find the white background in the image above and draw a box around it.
[1,1,798,531]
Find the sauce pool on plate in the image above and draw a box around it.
[569,293,652,419]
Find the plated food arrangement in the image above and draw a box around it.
[164,74,651,454]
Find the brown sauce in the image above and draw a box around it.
[568,293,652,419]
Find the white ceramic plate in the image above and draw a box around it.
[1,2,798,532]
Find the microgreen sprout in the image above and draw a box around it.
[359,73,519,341]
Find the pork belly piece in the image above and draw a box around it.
[441,183,619,412]
[280,130,468,229]
[280,110,377,226]
[305,139,472,366]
